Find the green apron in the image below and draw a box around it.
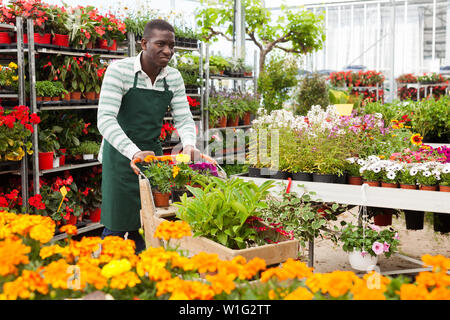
[100,72,173,231]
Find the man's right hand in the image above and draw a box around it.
[130,150,155,175]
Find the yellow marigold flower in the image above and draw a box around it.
[99,236,138,265]
[0,238,30,276]
[76,259,107,291]
[305,273,323,293]
[12,75,18,81]
[144,155,156,162]
[410,133,423,146]
[172,165,180,178]
[157,276,215,300]
[153,220,192,241]
[175,153,190,164]
[284,287,314,300]
[29,224,54,244]
[170,254,196,271]
[39,244,66,259]
[60,224,78,236]
[109,271,141,290]
[8,62,18,69]
[101,259,132,278]
[191,252,220,274]
[206,271,236,295]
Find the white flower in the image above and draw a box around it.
[409,168,418,176]
[372,166,381,173]
[374,113,383,119]
[431,169,441,177]
[443,166,450,174]
[357,159,366,166]
[422,171,431,177]
[387,171,396,180]
[347,158,356,164]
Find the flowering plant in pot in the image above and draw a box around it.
[142,156,174,207]
[415,164,440,190]
[337,222,400,270]
[379,161,403,187]
[345,157,364,185]
[0,62,19,92]
[438,163,450,191]
[0,105,40,162]
[397,164,418,188]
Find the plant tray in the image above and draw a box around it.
[139,177,300,265]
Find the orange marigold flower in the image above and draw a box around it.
[399,284,430,300]
[239,257,266,280]
[153,220,192,241]
[109,271,141,290]
[191,252,220,274]
[0,238,30,276]
[422,254,450,273]
[206,271,236,295]
[41,259,72,290]
[284,287,314,300]
[60,224,78,236]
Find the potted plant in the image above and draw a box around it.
[225,57,244,77]
[143,158,174,207]
[360,162,383,187]
[337,222,400,271]
[0,62,19,93]
[416,167,440,191]
[380,165,400,188]
[439,164,450,192]
[74,141,100,160]
[209,55,230,75]
[345,157,364,185]
[35,81,55,102]
[48,5,70,47]
[38,128,60,170]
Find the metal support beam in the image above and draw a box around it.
[390,0,396,102]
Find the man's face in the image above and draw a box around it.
[141,29,175,69]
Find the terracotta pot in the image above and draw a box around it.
[400,184,417,190]
[419,185,438,191]
[84,91,96,100]
[243,112,251,125]
[216,116,227,128]
[43,96,52,101]
[95,92,100,99]
[381,182,398,188]
[71,91,82,100]
[36,96,43,102]
[439,185,450,192]
[51,96,59,101]
[363,180,380,187]
[227,115,239,127]
[62,92,71,101]
[348,176,363,185]
[153,190,170,207]
[374,212,392,226]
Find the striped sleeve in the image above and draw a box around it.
[168,69,196,148]
[97,61,141,161]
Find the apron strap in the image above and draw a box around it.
[133,72,139,88]
[163,77,169,91]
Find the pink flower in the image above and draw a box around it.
[372,241,384,255]
[393,232,400,240]
[369,224,381,232]
[360,250,368,257]
[383,241,390,252]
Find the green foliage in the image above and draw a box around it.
[221,163,249,176]
[143,161,173,194]
[174,177,275,249]
[295,73,329,115]
[73,141,100,155]
[338,222,400,258]
[35,81,58,97]
[38,128,60,153]
[257,54,298,112]
[328,89,350,104]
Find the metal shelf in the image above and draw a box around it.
[0,93,18,98]
[51,222,103,242]
[210,75,254,81]
[39,104,98,111]
[0,23,16,31]
[209,125,252,130]
[40,161,101,175]
[36,47,128,59]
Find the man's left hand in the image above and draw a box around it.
[183,145,202,162]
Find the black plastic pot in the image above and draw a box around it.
[291,171,313,181]
[312,173,337,183]
[335,173,347,184]
[433,213,450,233]
[267,170,290,180]
[404,210,425,230]
[248,167,261,177]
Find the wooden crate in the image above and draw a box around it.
[139,177,300,265]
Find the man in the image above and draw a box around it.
[97,19,200,253]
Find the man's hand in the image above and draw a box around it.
[130,150,155,175]
[182,145,201,162]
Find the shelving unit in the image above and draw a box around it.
[398,82,450,101]
[0,18,29,205]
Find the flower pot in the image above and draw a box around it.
[227,115,239,127]
[36,96,43,102]
[364,180,380,187]
[216,116,227,128]
[153,190,170,207]
[0,32,11,44]
[68,214,78,225]
[419,185,438,191]
[439,185,450,192]
[171,189,188,203]
[248,167,261,177]
[243,112,251,125]
[83,154,94,161]
[348,250,378,271]
[43,96,52,102]
[52,34,69,47]
[98,39,117,51]
[348,176,363,185]
[433,212,450,234]
[89,208,101,223]
[62,92,71,101]
[24,33,51,44]
[374,212,392,226]
[51,96,59,101]
[267,170,290,180]
[335,104,354,116]
[313,173,337,183]
[404,210,424,230]
[86,41,94,49]
[400,184,417,190]
[95,92,100,100]
[70,91,82,100]
[381,182,399,188]
[84,91,96,100]
[53,156,60,168]
[38,151,54,170]
[59,148,66,166]
[291,171,313,182]
[335,173,347,184]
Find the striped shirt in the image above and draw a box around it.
[97,51,196,162]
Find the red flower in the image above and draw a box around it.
[29,194,45,210]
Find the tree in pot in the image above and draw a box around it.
[336,222,400,271]
[294,72,329,116]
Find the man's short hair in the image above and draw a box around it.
[143,19,175,39]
